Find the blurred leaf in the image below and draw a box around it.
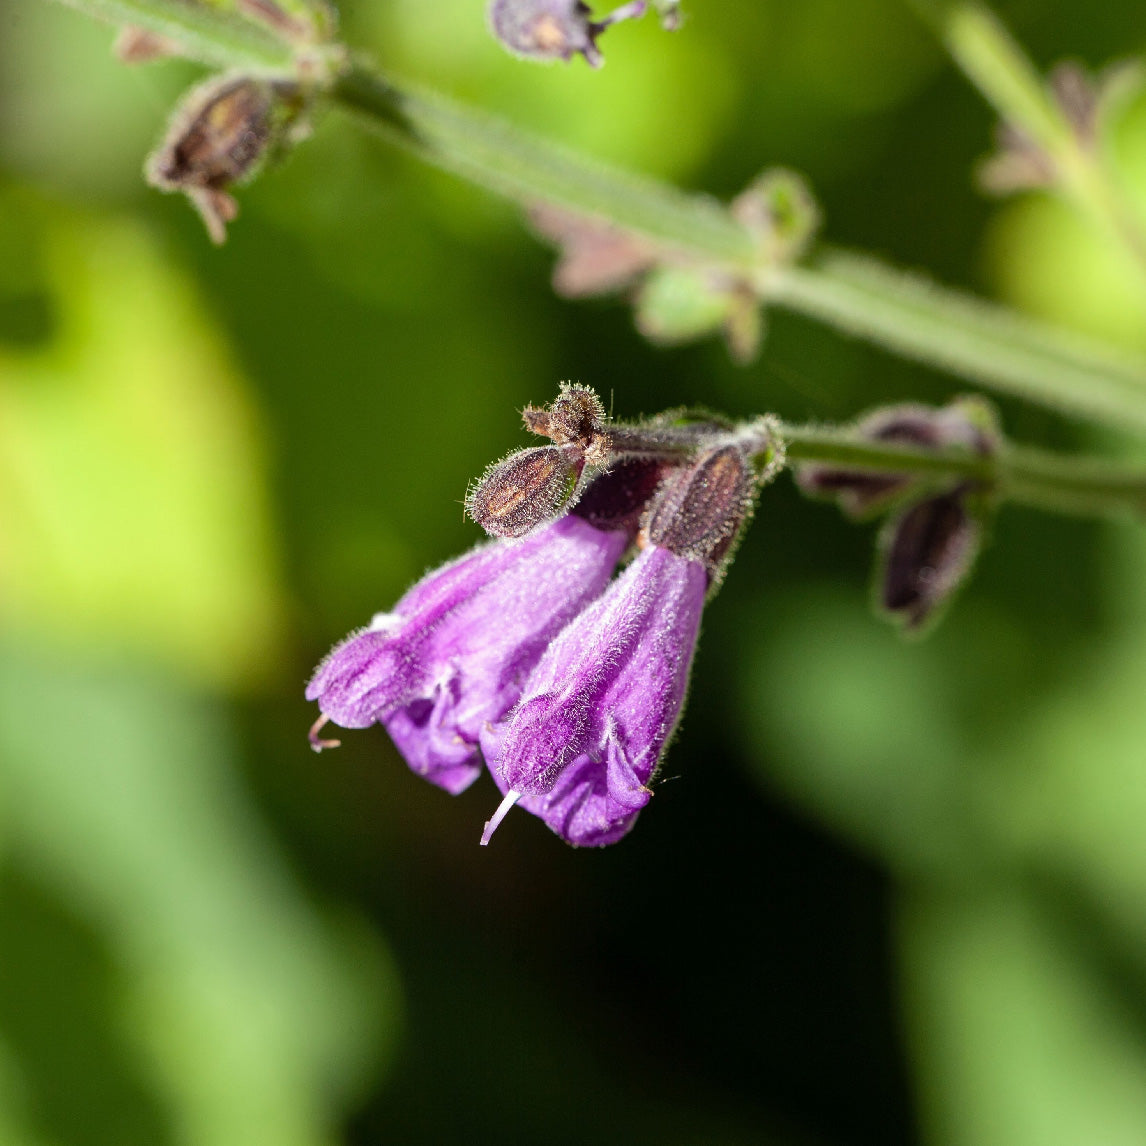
[0,205,286,689]
[0,0,191,199]
[0,641,399,1146]
[901,890,1146,1146]
[734,586,985,877]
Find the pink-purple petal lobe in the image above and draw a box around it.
[306,516,628,794]
[480,544,706,846]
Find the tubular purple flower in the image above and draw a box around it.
[480,543,706,847]
[306,515,627,794]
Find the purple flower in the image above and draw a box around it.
[306,515,627,794]
[479,543,706,847]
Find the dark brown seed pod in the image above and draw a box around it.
[645,443,757,583]
[467,446,584,538]
[879,489,981,633]
[146,75,298,244]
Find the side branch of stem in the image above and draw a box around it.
[781,424,1146,519]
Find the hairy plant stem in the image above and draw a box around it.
[781,424,1146,520]
[42,0,1146,437]
[54,0,293,68]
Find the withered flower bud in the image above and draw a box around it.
[879,488,982,633]
[487,0,647,68]
[645,443,757,585]
[978,61,1138,194]
[732,168,820,265]
[467,446,584,538]
[146,75,300,244]
[527,204,657,298]
[522,384,611,466]
[115,25,180,64]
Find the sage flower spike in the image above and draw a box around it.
[306,516,626,794]
[480,542,706,847]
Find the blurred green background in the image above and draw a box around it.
[2,1,1146,1143]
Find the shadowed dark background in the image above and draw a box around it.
[2,1,1146,1143]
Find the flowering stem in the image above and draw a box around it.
[333,66,1146,434]
[907,0,1146,277]
[781,423,1146,519]
[52,0,294,68]
[39,0,1146,434]
[765,251,1146,434]
[330,65,757,265]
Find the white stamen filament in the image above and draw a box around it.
[308,715,342,753]
[480,789,522,846]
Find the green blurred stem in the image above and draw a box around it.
[44,0,1146,434]
[782,424,1146,519]
[908,0,1146,275]
[54,0,294,68]
[330,66,757,264]
[764,251,1146,434]
[332,66,1146,433]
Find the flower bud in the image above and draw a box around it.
[522,384,611,465]
[487,0,647,67]
[645,443,757,584]
[467,445,584,538]
[879,488,982,633]
[146,75,300,244]
[796,399,998,519]
[732,168,820,265]
[114,25,180,64]
[527,204,656,298]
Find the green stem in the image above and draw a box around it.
[42,0,1146,434]
[55,0,294,69]
[766,251,1146,433]
[781,423,1146,519]
[910,0,1146,279]
[331,65,757,265]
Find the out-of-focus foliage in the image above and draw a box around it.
[3,0,1146,1144]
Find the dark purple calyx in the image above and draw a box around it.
[880,487,981,633]
[645,443,757,584]
[467,445,584,538]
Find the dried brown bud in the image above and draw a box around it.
[467,446,584,538]
[978,61,1136,195]
[645,444,757,584]
[115,25,180,64]
[527,204,657,298]
[879,489,981,633]
[146,75,299,244]
[234,0,314,41]
[522,384,611,466]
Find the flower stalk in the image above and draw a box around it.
[40,0,1146,435]
[781,424,1146,520]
